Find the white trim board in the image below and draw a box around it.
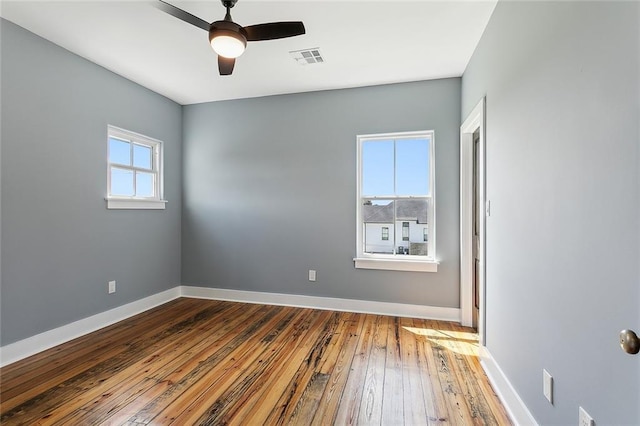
[0,285,460,367]
[0,287,181,367]
[180,286,460,322]
[480,345,538,426]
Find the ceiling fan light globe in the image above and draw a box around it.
[210,34,246,58]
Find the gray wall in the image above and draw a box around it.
[182,79,461,308]
[1,20,182,346]
[462,2,639,424]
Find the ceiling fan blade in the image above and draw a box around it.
[244,22,305,42]
[218,56,236,75]
[155,0,210,31]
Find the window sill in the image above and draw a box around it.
[353,257,439,272]
[106,197,167,210]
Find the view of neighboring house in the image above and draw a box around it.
[362,199,429,255]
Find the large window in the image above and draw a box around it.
[106,125,166,210]
[355,131,436,272]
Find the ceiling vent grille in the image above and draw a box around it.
[290,48,324,65]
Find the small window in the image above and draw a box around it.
[355,130,437,272]
[402,222,410,241]
[106,126,166,210]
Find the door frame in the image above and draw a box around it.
[460,98,486,343]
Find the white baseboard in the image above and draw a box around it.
[180,286,460,322]
[0,287,181,367]
[480,345,538,426]
[0,285,460,367]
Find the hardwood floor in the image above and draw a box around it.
[0,298,511,425]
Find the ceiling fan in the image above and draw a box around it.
[156,0,306,76]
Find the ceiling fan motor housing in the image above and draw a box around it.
[209,20,248,46]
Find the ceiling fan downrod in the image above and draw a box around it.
[222,0,236,21]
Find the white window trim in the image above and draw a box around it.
[106,198,168,210]
[354,257,438,272]
[354,130,438,273]
[106,125,167,210]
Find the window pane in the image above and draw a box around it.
[362,140,394,196]
[396,138,429,196]
[133,143,152,170]
[111,167,134,196]
[395,199,429,256]
[362,200,394,254]
[109,137,131,166]
[136,172,154,198]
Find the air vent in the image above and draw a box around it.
[290,48,324,65]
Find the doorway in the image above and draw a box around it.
[460,98,486,343]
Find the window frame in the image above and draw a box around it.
[106,125,167,210]
[354,130,438,273]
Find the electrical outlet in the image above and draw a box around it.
[308,270,316,282]
[543,369,553,404]
[108,280,116,294]
[579,406,595,426]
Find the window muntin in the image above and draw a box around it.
[107,126,162,201]
[356,131,436,267]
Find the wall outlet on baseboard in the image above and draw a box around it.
[108,280,116,294]
[543,369,553,404]
[308,270,316,282]
[579,406,595,426]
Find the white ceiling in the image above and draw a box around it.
[0,0,497,105]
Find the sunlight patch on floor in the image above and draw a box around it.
[402,326,479,356]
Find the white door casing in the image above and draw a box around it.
[460,98,486,342]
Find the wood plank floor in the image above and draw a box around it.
[0,298,511,425]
